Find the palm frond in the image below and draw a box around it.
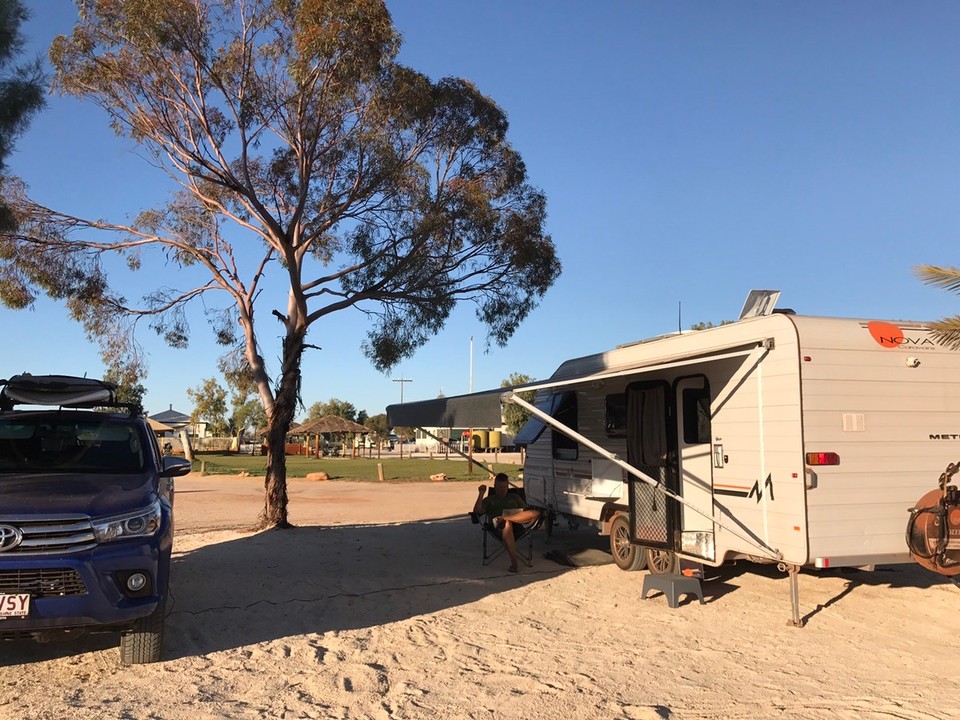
[915,265,960,294]
[928,317,960,350]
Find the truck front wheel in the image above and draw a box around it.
[120,598,165,665]
[610,514,646,571]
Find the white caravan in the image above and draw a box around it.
[387,300,960,623]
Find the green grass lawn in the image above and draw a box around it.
[191,453,520,483]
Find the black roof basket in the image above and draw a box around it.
[0,374,142,415]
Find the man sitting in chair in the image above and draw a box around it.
[473,473,541,572]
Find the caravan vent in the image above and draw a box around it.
[842,413,865,432]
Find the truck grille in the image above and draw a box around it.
[0,518,96,555]
[0,568,87,597]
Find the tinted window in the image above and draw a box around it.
[552,391,578,460]
[0,416,146,473]
[605,394,626,437]
[681,386,711,444]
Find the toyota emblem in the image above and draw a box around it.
[0,525,23,552]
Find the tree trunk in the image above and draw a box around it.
[258,325,306,529]
[261,416,291,528]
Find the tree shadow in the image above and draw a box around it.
[2,516,570,665]
[5,524,954,664]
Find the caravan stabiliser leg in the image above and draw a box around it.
[779,562,805,628]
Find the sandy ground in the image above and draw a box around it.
[2,473,960,720]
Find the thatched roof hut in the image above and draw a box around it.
[295,415,369,435]
[257,416,370,457]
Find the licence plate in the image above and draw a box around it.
[0,593,30,618]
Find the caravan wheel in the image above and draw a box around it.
[645,547,678,575]
[610,515,646,571]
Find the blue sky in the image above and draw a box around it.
[4,1,960,420]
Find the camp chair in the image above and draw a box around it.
[469,487,543,568]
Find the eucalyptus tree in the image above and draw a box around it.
[0,0,560,527]
[500,372,534,435]
[0,0,45,232]
[186,377,229,436]
[307,398,358,423]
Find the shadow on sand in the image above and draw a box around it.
[2,515,574,665]
[4,521,954,664]
[700,558,958,623]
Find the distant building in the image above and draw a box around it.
[149,405,209,440]
[412,426,514,453]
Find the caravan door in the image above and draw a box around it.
[675,376,716,561]
[626,381,678,550]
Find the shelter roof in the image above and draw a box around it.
[295,415,369,435]
[147,417,174,433]
[149,407,191,427]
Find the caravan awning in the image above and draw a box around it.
[386,340,771,428]
[387,387,509,428]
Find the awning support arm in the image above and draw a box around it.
[503,391,782,561]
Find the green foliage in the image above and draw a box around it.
[232,398,266,437]
[11,0,558,370]
[307,398,358,422]
[364,412,388,441]
[1,0,561,526]
[0,0,44,232]
[391,426,414,441]
[193,455,520,483]
[501,372,535,435]
[689,320,734,330]
[186,377,229,435]
[103,364,146,410]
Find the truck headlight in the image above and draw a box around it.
[92,500,162,542]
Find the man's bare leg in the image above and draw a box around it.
[502,521,519,571]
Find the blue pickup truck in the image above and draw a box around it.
[0,374,192,664]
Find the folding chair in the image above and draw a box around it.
[469,487,542,567]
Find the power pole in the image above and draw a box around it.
[392,378,412,459]
[468,336,474,474]
[392,377,413,404]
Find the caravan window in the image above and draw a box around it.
[605,394,626,437]
[513,395,553,448]
[551,391,579,461]
[681,386,711,444]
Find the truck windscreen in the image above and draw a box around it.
[0,417,146,473]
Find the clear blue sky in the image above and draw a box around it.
[4,1,959,421]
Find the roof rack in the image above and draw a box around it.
[0,374,142,415]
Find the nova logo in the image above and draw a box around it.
[866,321,936,349]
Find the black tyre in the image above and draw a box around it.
[645,547,678,575]
[610,514,646,571]
[120,598,165,665]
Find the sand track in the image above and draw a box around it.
[2,475,958,719]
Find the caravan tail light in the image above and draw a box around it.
[806,452,840,466]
